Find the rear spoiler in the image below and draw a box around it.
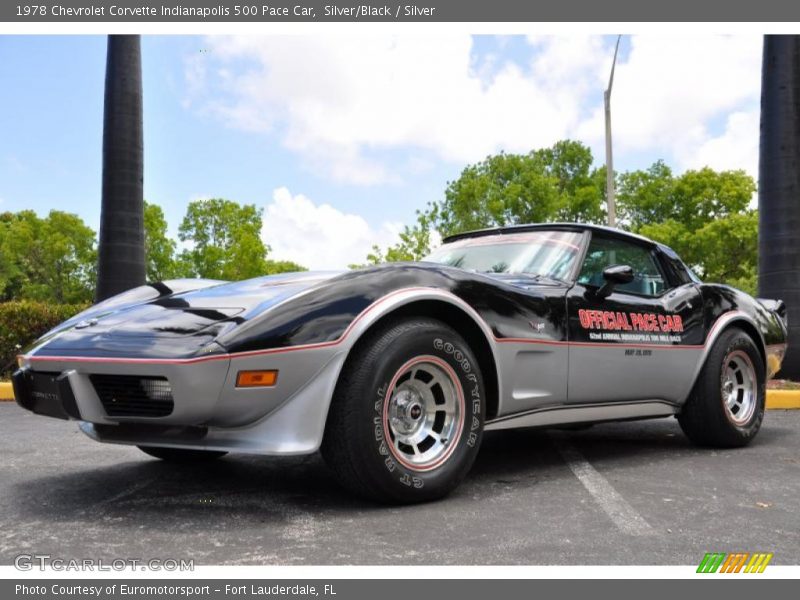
[757,298,787,323]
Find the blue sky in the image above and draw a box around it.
[0,34,761,269]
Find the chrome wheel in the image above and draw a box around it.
[383,356,464,471]
[721,350,757,425]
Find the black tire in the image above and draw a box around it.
[678,327,765,448]
[137,446,228,463]
[321,317,485,504]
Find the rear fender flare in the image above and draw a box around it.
[685,310,766,402]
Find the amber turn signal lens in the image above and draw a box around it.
[236,370,278,388]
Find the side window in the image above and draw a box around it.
[577,237,668,297]
[660,246,699,285]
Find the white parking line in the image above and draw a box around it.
[551,435,653,536]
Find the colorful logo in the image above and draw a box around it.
[697,552,773,573]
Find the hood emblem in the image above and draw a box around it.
[75,318,99,329]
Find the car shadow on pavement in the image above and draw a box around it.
[543,414,794,466]
[10,416,793,528]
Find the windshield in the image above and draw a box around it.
[424,230,583,280]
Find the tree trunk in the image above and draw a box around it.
[759,35,800,378]
[96,35,145,302]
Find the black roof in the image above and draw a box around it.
[442,222,658,247]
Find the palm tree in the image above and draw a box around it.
[96,35,145,301]
[759,35,800,378]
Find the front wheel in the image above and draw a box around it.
[137,446,228,462]
[678,327,765,447]
[322,317,485,503]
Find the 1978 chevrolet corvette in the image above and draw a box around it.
[13,224,788,502]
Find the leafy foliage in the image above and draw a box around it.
[0,138,762,353]
[0,210,96,303]
[364,140,758,294]
[0,198,308,311]
[177,199,271,280]
[622,167,757,293]
[0,301,87,375]
[438,141,606,237]
[148,198,307,280]
[617,164,755,231]
[264,259,308,274]
[355,205,440,268]
[143,201,179,282]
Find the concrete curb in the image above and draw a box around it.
[766,389,800,409]
[2,382,799,407]
[0,382,13,402]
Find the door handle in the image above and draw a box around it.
[674,299,693,312]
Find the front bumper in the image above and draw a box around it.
[13,369,80,420]
[14,346,347,456]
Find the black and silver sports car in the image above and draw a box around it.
[13,223,788,503]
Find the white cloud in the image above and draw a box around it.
[262,187,402,270]
[189,35,608,184]
[576,36,761,173]
[189,35,762,183]
[677,110,759,175]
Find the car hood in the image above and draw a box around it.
[148,271,346,323]
[28,271,345,358]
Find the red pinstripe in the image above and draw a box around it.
[20,294,752,366]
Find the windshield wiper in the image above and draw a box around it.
[476,271,567,284]
[527,273,568,284]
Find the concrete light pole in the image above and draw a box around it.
[604,35,622,228]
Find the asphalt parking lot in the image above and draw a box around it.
[1,402,798,565]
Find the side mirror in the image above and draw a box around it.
[596,264,634,299]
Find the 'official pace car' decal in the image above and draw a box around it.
[578,309,684,344]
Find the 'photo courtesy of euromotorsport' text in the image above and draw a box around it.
[0,9,799,582]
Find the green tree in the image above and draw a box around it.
[620,165,757,292]
[357,205,440,267]
[0,213,22,298]
[618,165,754,231]
[363,140,759,294]
[264,259,307,274]
[363,141,607,266]
[0,210,96,303]
[437,140,605,237]
[638,211,758,295]
[178,198,269,280]
[615,160,677,229]
[143,201,179,281]
[692,212,758,294]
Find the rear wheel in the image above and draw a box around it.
[678,328,765,447]
[137,446,228,462]
[322,317,485,503]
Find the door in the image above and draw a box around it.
[566,234,703,404]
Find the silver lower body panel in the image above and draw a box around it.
[485,399,679,431]
[20,346,348,456]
